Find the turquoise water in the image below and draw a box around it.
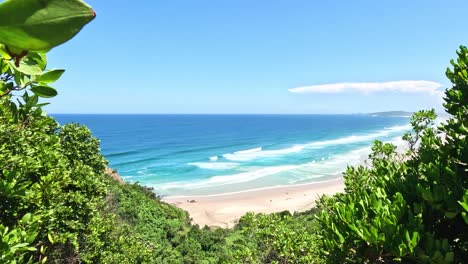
[53,114,410,197]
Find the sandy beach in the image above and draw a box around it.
[163,178,344,228]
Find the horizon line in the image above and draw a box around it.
[49,112,412,116]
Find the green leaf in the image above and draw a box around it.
[38,69,65,84]
[48,233,54,244]
[462,212,468,225]
[459,201,468,212]
[29,52,48,70]
[0,44,12,59]
[11,243,29,249]
[26,232,37,244]
[0,58,10,72]
[31,85,57,98]
[36,102,50,107]
[444,252,454,263]
[25,94,39,109]
[410,232,419,248]
[369,227,379,241]
[0,0,96,51]
[8,60,42,75]
[444,211,457,219]
[21,213,32,223]
[404,230,412,245]
[334,229,345,244]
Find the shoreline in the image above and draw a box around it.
[161,177,343,199]
[163,177,344,228]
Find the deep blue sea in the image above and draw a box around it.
[53,114,410,197]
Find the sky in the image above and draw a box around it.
[43,0,468,114]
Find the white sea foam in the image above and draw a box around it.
[220,124,410,162]
[222,145,304,161]
[159,146,372,192]
[209,156,218,161]
[158,164,299,190]
[156,124,411,194]
[305,124,411,148]
[188,162,239,170]
[235,147,262,154]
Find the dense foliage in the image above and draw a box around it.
[232,210,323,263]
[316,46,468,263]
[1,0,467,263]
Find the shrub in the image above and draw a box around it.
[317,46,468,263]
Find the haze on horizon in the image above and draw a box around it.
[45,0,467,114]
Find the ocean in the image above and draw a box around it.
[53,114,410,197]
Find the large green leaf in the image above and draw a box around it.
[38,69,65,84]
[30,85,57,98]
[0,0,95,52]
[8,59,42,75]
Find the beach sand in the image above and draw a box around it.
[163,178,344,228]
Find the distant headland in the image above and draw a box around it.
[367,111,413,117]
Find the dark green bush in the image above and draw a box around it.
[317,46,468,263]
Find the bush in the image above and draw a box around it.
[317,46,468,263]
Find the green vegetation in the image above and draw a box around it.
[317,48,468,263]
[1,0,467,263]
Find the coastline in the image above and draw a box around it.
[163,177,344,228]
[161,135,411,228]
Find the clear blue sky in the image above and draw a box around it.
[45,0,467,114]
